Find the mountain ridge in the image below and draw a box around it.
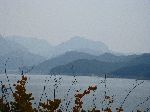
[6,36,110,58]
[0,36,46,73]
[49,53,150,79]
[31,51,142,75]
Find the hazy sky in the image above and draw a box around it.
[0,0,150,53]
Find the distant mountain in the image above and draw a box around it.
[31,51,97,74]
[53,36,110,56]
[111,64,150,79]
[3,35,150,79]
[50,59,124,75]
[0,35,27,56]
[49,53,150,79]
[0,51,45,72]
[127,53,150,65]
[6,36,54,58]
[0,36,46,73]
[31,51,139,74]
[97,53,138,63]
[6,36,110,58]
[111,53,150,79]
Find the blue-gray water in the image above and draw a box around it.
[0,74,150,112]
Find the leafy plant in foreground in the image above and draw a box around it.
[73,85,97,112]
[39,99,61,112]
[10,75,36,112]
[0,84,10,112]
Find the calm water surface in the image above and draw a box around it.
[0,74,150,112]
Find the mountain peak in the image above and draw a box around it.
[69,36,97,42]
[68,36,108,47]
[70,36,87,41]
[54,36,110,56]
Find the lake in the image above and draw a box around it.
[0,74,150,112]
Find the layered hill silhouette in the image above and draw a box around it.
[52,36,110,57]
[1,35,150,79]
[6,36,53,58]
[6,36,110,58]
[31,51,96,73]
[0,36,45,73]
[49,53,150,79]
[50,59,123,75]
[31,51,138,74]
[111,54,150,79]
[30,50,150,79]
[1,36,110,73]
